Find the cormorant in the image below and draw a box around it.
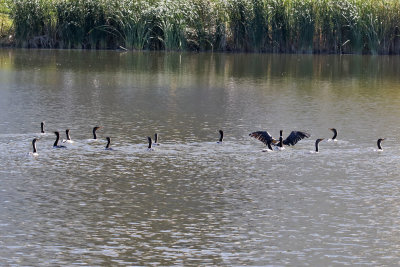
[250,130,310,150]
[40,122,45,134]
[377,138,385,151]
[147,136,154,151]
[92,126,102,139]
[217,130,223,144]
[154,133,160,146]
[105,137,113,150]
[62,129,74,143]
[53,131,67,148]
[315,138,324,153]
[31,138,39,155]
[329,128,338,141]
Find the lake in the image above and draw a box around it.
[1,49,400,265]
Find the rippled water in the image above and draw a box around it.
[1,50,400,265]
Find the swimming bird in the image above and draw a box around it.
[377,138,385,151]
[31,138,39,155]
[249,131,276,151]
[53,131,67,148]
[153,133,160,146]
[217,130,223,144]
[41,122,45,134]
[92,126,102,139]
[147,136,154,151]
[274,130,285,150]
[314,138,324,153]
[249,131,274,151]
[62,129,74,143]
[329,128,338,141]
[105,137,113,150]
[249,130,310,150]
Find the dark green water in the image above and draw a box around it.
[1,50,400,265]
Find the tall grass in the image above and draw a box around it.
[0,0,12,42]
[109,0,153,50]
[7,0,400,54]
[12,0,56,48]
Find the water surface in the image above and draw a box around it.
[1,50,400,265]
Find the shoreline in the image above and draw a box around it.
[0,46,398,56]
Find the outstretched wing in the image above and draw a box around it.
[283,131,310,146]
[249,131,274,146]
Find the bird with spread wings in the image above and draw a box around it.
[249,130,310,150]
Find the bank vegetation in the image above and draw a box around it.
[1,0,400,54]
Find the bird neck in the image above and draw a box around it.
[66,131,71,140]
[93,129,97,139]
[315,141,319,152]
[279,137,283,147]
[154,133,158,143]
[41,123,45,133]
[54,134,59,147]
[377,140,383,150]
[32,141,37,153]
[106,139,111,149]
[332,130,337,140]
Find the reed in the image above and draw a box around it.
[152,0,188,51]
[11,0,55,48]
[187,0,223,51]
[0,1,12,42]
[56,0,113,49]
[6,0,400,54]
[109,0,153,50]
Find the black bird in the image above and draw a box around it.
[330,128,338,141]
[249,130,310,150]
[249,131,274,150]
[276,130,284,150]
[63,129,74,143]
[41,122,45,134]
[315,138,324,153]
[92,126,102,139]
[32,138,38,155]
[105,137,113,150]
[154,133,160,146]
[53,131,67,148]
[147,136,154,151]
[217,130,223,143]
[377,138,385,150]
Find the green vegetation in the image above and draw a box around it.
[3,0,400,54]
[0,0,12,44]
